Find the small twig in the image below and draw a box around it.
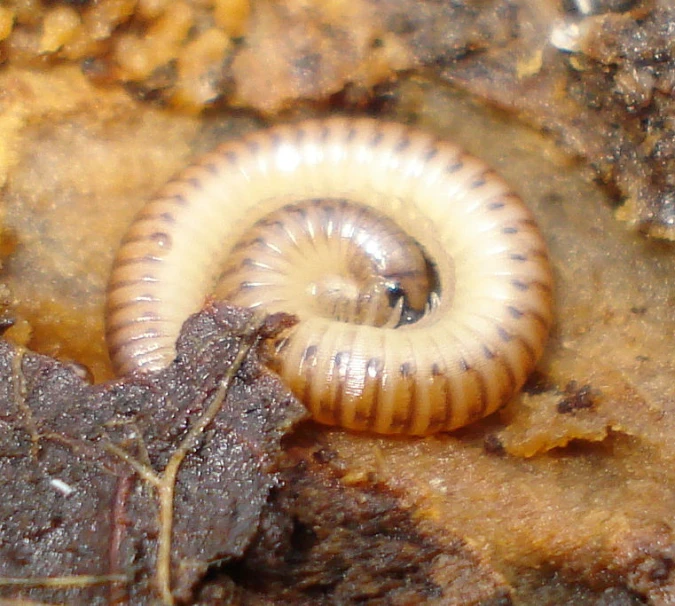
[0,574,127,587]
[0,598,65,606]
[103,418,154,470]
[104,441,161,488]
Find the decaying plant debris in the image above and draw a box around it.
[0,304,512,605]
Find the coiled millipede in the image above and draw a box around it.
[106,117,554,435]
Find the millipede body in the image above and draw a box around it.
[106,117,554,435]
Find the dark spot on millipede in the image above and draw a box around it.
[488,201,505,210]
[224,151,238,165]
[395,136,411,152]
[150,232,172,249]
[511,279,529,291]
[345,126,357,142]
[167,193,189,206]
[445,160,463,173]
[400,362,413,378]
[249,236,268,248]
[319,125,330,142]
[320,203,336,222]
[497,326,513,342]
[370,131,384,147]
[482,345,495,359]
[507,305,523,319]
[186,177,202,189]
[239,281,255,289]
[260,218,284,229]
[203,161,219,175]
[431,362,443,376]
[366,357,383,378]
[334,350,350,368]
[470,176,487,189]
[247,139,260,154]
[302,345,318,362]
[270,132,282,149]
[502,226,519,234]
[294,127,305,144]
[292,205,309,220]
[240,257,260,268]
[274,337,289,355]
[422,145,439,162]
[509,253,527,262]
[459,357,470,372]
